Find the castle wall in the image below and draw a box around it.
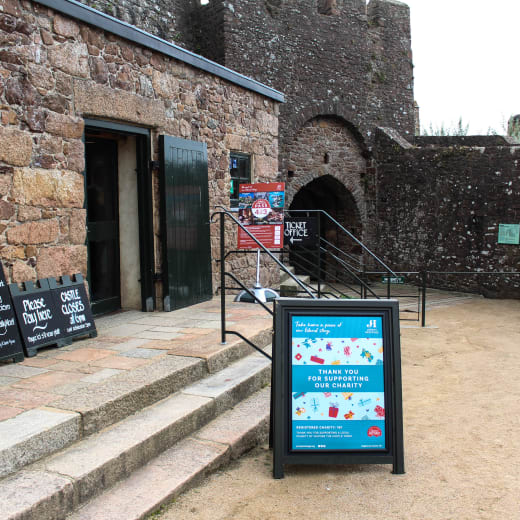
[0,0,280,303]
[374,128,520,297]
[199,0,415,152]
[74,0,198,48]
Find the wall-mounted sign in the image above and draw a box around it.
[10,279,67,357]
[284,217,318,248]
[237,182,285,249]
[0,263,24,363]
[49,274,97,340]
[381,276,405,284]
[498,223,520,245]
[273,299,404,478]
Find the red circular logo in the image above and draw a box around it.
[251,199,271,218]
[367,426,382,437]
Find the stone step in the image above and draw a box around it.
[279,274,312,296]
[280,265,295,283]
[1,349,272,520]
[0,327,271,480]
[67,387,271,520]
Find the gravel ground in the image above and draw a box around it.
[153,298,520,520]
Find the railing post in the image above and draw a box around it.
[220,211,226,344]
[421,271,427,327]
[317,212,321,298]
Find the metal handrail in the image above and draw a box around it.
[286,209,397,276]
[211,206,318,350]
[212,206,316,299]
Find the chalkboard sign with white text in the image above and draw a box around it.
[10,279,67,357]
[49,274,97,340]
[0,263,24,363]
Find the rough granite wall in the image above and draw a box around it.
[64,0,415,255]
[192,0,414,249]
[75,0,198,48]
[374,128,520,297]
[198,0,414,150]
[0,0,280,300]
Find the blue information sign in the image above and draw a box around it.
[290,316,386,451]
[272,299,404,479]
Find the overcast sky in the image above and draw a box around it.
[403,0,520,135]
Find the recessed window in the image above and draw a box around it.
[200,0,210,5]
[318,0,337,15]
[229,152,251,209]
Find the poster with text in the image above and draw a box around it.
[237,182,285,249]
[291,315,386,451]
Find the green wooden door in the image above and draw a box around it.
[159,136,213,311]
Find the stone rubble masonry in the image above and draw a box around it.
[374,128,520,297]
[0,0,280,295]
[73,0,414,258]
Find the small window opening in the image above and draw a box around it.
[323,152,330,164]
[229,152,251,209]
[318,0,337,15]
[287,170,295,178]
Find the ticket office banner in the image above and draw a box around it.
[291,315,386,451]
[237,182,285,249]
[272,299,404,479]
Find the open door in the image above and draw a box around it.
[159,136,213,311]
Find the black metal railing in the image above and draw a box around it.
[211,207,318,360]
[213,206,520,350]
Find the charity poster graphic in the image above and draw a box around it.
[290,315,386,451]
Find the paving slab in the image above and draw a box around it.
[67,387,271,520]
[2,470,75,520]
[51,355,206,435]
[44,393,215,504]
[0,407,80,478]
[68,438,229,520]
[0,365,49,378]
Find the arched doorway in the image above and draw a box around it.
[288,175,362,281]
[290,175,362,242]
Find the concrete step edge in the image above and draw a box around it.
[0,326,271,480]
[1,351,272,520]
[67,387,271,520]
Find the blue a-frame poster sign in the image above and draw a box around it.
[273,299,404,478]
[291,315,386,451]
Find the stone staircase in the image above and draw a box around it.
[279,265,312,297]
[0,326,273,520]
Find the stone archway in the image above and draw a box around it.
[290,174,362,240]
[284,115,368,243]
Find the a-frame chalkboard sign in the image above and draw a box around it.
[9,278,68,358]
[0,263,24,363]
[272,298,404,478]
[48,274,97,341]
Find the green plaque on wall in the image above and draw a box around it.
[498,224,520,245]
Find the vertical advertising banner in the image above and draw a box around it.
[237,182,285,249]
[291,315,386,451]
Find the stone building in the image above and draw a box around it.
[1,0,518,305]
[73,0,415,260]
[0,0,282,313]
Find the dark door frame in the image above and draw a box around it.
[83,119,155,312]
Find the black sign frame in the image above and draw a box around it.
[272,298,404,478]
[9,278,68,357]
[0,263,24,363]
[48,274,97,341]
